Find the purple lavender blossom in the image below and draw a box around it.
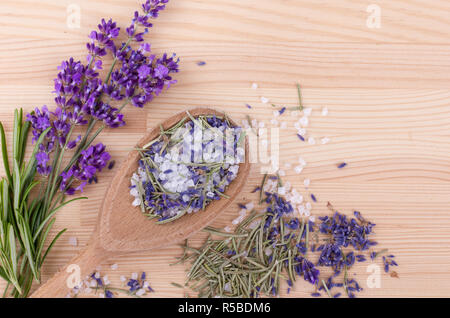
[60,143,111,195]
[27,0,178,198]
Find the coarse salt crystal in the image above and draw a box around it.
[270,119,279,126]
[239,209,247,217]
[304,179,310,187]
[232,217,241,225]
[280,122,287,129]
[94,272,100,279]
[68,236,78,247]
[308,137,316,145]
[303,108,312,116]
[321,107,328,116]
[120,275,126,282]
[103,275,110,286]
[309,216,316,222]
[136,289,146,296]
[245,202,255,210]
[132,197,141,207]
[278,169,285,177]
[131,272,138,280]
[261,97,269,104]
[252,83,258,89]
[294,165,304,174]
[224,226,232,233]
[306,202,312,210]
[249,219,261,229]
[278,187,286,195]
[321,137,330,144]
[110,263,118,270]
[272,110,280,117]
[284,181,291,191]
[258,121,265,128]
[299,116,309,127]
[298,157,306,166]
[284,162,292,169]
[242,119,250,128]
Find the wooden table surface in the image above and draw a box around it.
[1,0,450,298]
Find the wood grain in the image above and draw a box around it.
[0,0,450,298]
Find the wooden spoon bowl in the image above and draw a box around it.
[32,108,250,298]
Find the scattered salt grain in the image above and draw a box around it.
[68,236,78,247]
[103,275,110,286]
[270,119,279,126]
[251,83,258,89]
[303,108,312,116]
[321,137,330,145]
[120,275,127,282]
[258,121,265,128]
[249,219,261,229]
[280,122,287,129]
[308,137,316,145]
[136,289,146,296]
[284,181,291,191]
[321,107,329,116]
[94,272,101,279]
[131,272,138,280]
[224,226,232,233]
[272,110,280,117]
[299,116,309,127]
[278,169,285,177]
[284,162,292,169]
[261,97,270,104]
[306,202,312,210]
[277,187,286,195]
[245,202,255,210]
[232,217,242,225]
[298,157,306,166]
[294,165,304,174]
[304,179,310,187]
[110,263,118,270]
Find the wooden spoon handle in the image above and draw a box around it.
[31,243,111,298]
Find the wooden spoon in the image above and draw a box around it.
[31,108,250,298]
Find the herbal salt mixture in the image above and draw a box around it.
[130,112,246,223]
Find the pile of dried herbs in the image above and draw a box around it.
[175,174,398,298]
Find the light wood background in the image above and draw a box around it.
[1,0,450,298]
